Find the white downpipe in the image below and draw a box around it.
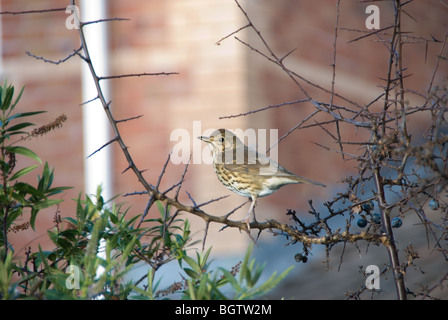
[80,0,110,279]
[80,0,112,202]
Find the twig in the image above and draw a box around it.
[267,109,320,153]
[26,46,82,65]
[115,115,144,124]
[0,8,66,15]
[330,0,345,160]
[87,137,118,158]
[219,99,308,119]
[81,17,130,27]
[215,23,251,45]
[175,160,191,201]
[347,25,395,43]
[99,72,179,80]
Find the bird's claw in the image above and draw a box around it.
[245,217,251,231]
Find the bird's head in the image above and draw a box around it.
[198,129,243,153]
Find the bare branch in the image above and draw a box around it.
[81,17,130,27]
[26,46,83,65]
[87,137,118,158]
[99,72,179,80]
[0,8,66,15]
[347,25,395,43]
[215,23,251,45]
[115,115,144,124]
[219,99,308,119]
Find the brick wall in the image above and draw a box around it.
[1,0,447,258]
[2,0,83,253]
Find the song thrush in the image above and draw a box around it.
[198,129,325,229]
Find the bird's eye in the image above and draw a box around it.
[218,137,225,143]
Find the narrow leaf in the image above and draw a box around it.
[9,164,39,181]
[183,255,202,275]
[32,198,64,210]
[10,85,25,110]
[46,186,72,196]
[6,122,35,132]
[8,111,46,121]
[218,267,241,292]
[184,268,199,279]
[1,85,13,111]
[6,146,42,164]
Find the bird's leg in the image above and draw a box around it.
[244,196,257,230]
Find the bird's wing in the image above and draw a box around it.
[221,147,286,177]
[222,148,326,187]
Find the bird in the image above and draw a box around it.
[198,129,325,229]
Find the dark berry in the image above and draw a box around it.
[429,199,439,210]
[357,218,368,228]
[371,213,382,225]
[362,201,374,211]
[391,217,402,228]
[294,253,308,263]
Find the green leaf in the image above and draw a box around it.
[247,266,294,299]
[30,198,65,230]
[13,182,45,199]
[62,217,78,228]
[6,122,35,133]
[33,198,64,210]
[46,186,72,197]
[1,84,14,111]
[109,210,118,225]
[246,263,264,288]
[146,268,160,300]
[30,208,39,230]
[3,131,26,138]
[7,111,46,122]
[10,85,25,111]
[5,208,23,231]
[37,162,53,191]
[0,250,14,299]
[184,268,200,279]
[56,237,73,251]
[9,164,39,181]
[239,243,253,284]
[187,279,196,300]
[183,255,202,275]
[75,193,85,221]
[218,267,241,292]
[196,274,209,300]
[34,246,52,269]
[6,146,42,164]
[58,229,79,242]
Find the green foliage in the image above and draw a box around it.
[0,82,70,243]
[0,250,15,299]
[131,243,293,300]
[182,243,293,300]
[0,82,291,300]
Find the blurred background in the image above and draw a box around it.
[1,0,447,299]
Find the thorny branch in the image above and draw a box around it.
[216,0,448,300]
[60,1,392,251]
[10,0,448,300]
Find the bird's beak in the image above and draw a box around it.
[198,136,211,143]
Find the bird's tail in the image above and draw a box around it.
[293,175,326,187]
